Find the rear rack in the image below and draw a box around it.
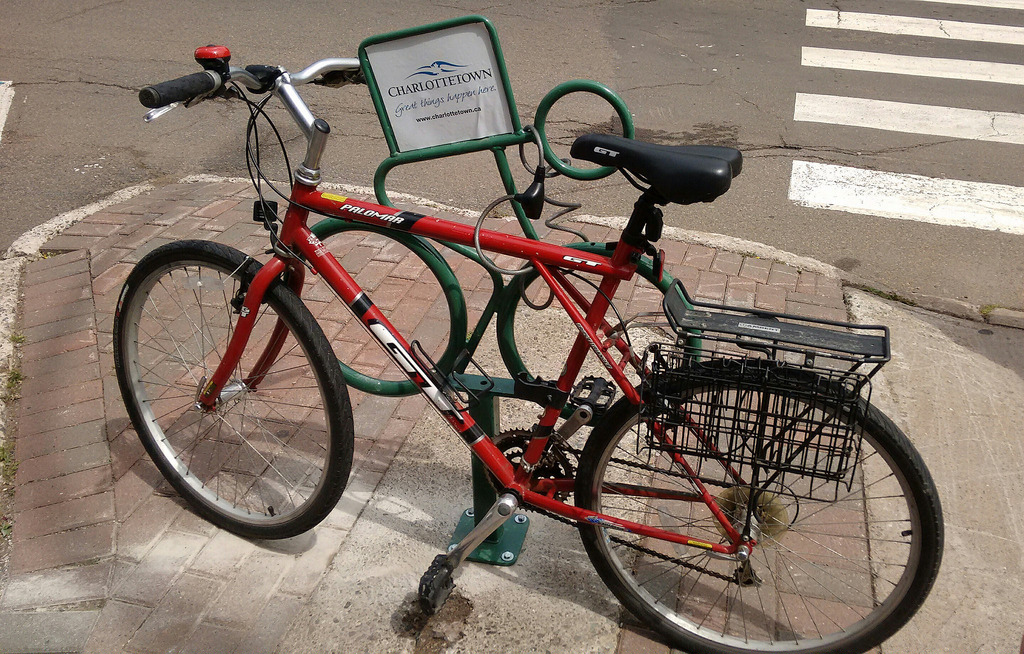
[662,280,889,376]
[638,281,891,502]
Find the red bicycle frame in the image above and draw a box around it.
[194,179,745,555]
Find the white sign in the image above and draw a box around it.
[365,22,515,152]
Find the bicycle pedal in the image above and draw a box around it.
[570,376,616,416]
[417,554,455,615]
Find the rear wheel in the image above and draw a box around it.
[575,380,943,654]
[113,240,354,539]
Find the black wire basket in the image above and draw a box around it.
[639,281,890,502]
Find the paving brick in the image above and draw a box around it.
[116,489,183,561]
[109,428,147,480]
[19,343,99,378]
[755,283,787,313]
[616,623,671,654]
[14,465,112,512]
[152,204,199,226]
[126,572,224,654]
[116,224,167,253]
[113,531,209,606]
[124,236,175,264]
[189,529,256,577]
[10,521,115,573]
[20,361,100,399]
[1,561,112,610]
[19,377,102,418]
[20,311,96,346]
[18,397,104,437]
[785,300,845,322]
[786,290,846,310]
[21,283,92,315]
[796,270,820,295]
[739,256,772,283]
[694,270,727,302]
[92,262,133,296]
[81,600,151,654]
[63,221,123,238]
[203,550,293,630]
[194,198,241,218]
[169,505,219,538]
[40,234,102,253]
[725,277,757,309]
[682,244,715,270]
[15,419,106,460]
[23,255,90,285]
[0,610,100,654]
[14,440,110,484]
[178,622,245,654]
[710,250,743,276]
[21,329,97,364]
[11,490,115,542]
[767,262,799,290]
[19,298,92,331]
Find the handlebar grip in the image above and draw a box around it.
[139,70,220,108]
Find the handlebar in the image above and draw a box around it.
[138,54,363,109]
[139,70,221,108]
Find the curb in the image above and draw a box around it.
[0,184,153,448]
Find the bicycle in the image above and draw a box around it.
[115,32,943,654]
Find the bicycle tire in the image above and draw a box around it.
[113,240,354,539]
[575,374,943,654]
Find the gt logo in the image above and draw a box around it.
[563,255,600,268]
[594,146,619,158]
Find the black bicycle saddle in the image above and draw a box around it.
[570,133,742,205]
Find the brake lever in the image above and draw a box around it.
[143,103,179,123]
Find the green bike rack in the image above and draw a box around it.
[351,15,643,565]
[446,381,530,565]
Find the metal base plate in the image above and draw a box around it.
[448,509,530,566]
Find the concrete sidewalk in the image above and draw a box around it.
[0,178,1020,653]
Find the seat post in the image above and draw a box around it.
[622,189,664,248]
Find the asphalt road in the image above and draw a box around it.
[1,0,1022,312]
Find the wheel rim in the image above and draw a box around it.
[587,407,925,652]
[120,259,334,528]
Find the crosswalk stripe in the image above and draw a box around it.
[794,93,1024,145]
[806,9,1024,44]
[904,0,1024,9]
[0,82,13,145]
[802,47,1024,85]
[789,160,1024,235]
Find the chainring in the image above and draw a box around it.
[491,429,577,500]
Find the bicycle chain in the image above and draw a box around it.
[521,444,738,585]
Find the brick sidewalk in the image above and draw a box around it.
[0,179,847,653]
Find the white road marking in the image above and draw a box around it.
[904,0,1024,9]
[794,93,1024,145]
[806,9,1024,45]
[801,47,1024,85]
[0,82,13,144]
[789,160,1024,235]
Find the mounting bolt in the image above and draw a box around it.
[500,551,515,563]
[447,544,457,553]
[466,509,475,518]
[514,514,528,524]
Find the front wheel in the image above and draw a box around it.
[575,384,943,654]
[113,240,354,539]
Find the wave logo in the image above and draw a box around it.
[406,60,467,79]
